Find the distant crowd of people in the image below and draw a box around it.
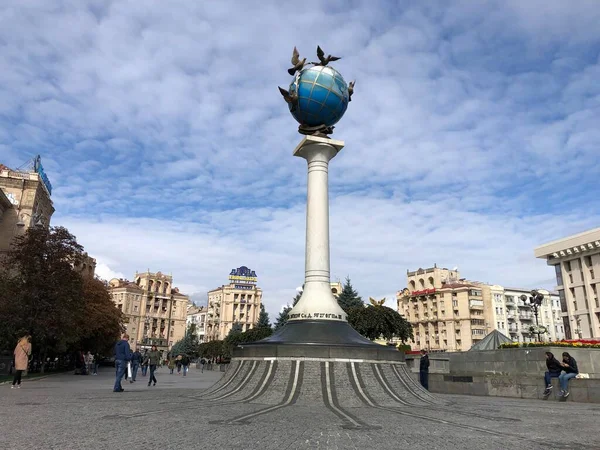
[10,333,581,400]
[111,333,216,393]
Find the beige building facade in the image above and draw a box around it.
[397,265,567,352]
[535,227,600,339]
[398,266,492,352]
[0,158,54,253]
[187,305,208,343]
[108,271,189,353]
[205,266,263,341]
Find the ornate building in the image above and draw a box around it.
[535,227,600,339]
[397,265,565,352]
[205,266,263,341]
[108,271,189,352]
[0,157,54,253]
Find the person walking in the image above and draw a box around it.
[176,354,183,375]
[419,349,430,391]
[141,350,149,377]
[558,352,579,398]
[543,351,563,397]
[200,357,206,373]
[85,351,94,375]
[113,334,132,393]
[181,354,190,377]
[12,335,32,389]
[168,358,175,374]
[144,345,161,387]
[92,353,99,375]
[130,348,142,383]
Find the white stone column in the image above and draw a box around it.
[288,135,347,322]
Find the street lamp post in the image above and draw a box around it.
[520,290,544,342]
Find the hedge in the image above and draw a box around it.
[499,340,600,349]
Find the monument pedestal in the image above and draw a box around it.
[196,136,437,422]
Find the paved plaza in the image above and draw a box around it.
[1,365,599,450]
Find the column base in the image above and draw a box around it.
[235,320,403,361]
[243,319,396,349]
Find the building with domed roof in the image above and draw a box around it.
[108,270,189,353]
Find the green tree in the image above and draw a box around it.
[78,277,124,355]
[348,305,413,342]
[228,322,244,337]
[257,303,271,328]
[274,291,301,330]
[0,227,124,362]
[337,277,363,313]
[198,340,224,359]
[170,333,199,358]
[222,325,274,357]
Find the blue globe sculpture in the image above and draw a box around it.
[288,65,349,130]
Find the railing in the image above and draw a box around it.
[469,299,484,308]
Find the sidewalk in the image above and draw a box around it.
[1,363,224,392]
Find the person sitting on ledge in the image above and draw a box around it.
[543,351,563,397]
[558,352,578,398]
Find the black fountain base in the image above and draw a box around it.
[235,320,404,362]
[195,319,439,431]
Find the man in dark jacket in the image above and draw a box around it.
[181,354,190,377]
[113,334,132,393]
[130,348,142,383]
[419,349,430,390]
[558,352,578,398]
[543,351,563,397]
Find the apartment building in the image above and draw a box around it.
[205,266,263,341]
[187,305,208,343]
[108,271,189,352]
[535,227,600,339]
[397,265,567,352]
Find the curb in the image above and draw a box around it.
[0,373,62,385]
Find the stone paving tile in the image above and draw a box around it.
[1,366,599,450]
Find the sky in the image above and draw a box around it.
[1,0,599,318]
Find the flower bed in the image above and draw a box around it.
[499,339,600,349]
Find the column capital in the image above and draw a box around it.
[293,135,345,159]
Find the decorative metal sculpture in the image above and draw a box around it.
[368,297,386,306]
[278,45,355,135]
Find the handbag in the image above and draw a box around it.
[127,361,133,379]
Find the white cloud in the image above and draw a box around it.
[1,1,599,320]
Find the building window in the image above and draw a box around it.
[555,265,563,286]
[452,300,458,307]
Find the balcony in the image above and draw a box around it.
[141,337,168,347]
[517,301,531,309]
[469,299,484,309]
[507,313,516,320]
[505,297,515,306]
[519,314,533,321]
